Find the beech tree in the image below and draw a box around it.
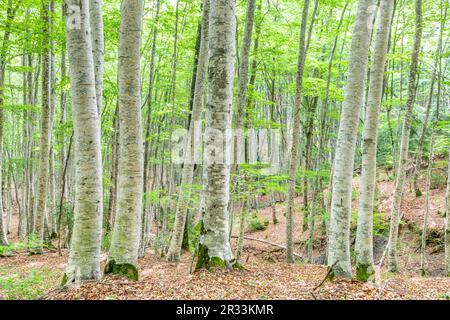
[286,0,310,264]
[327,0,375,278]
[355,0,394,281]
[89,0,104,115]
[63,0,104,284]
[446,150,450,276]
[167,0,210,262]
[387,0,423,273]
[105,0,144,280]
[0,0,448,300]
[34,1,52,252]
[195,0,236,270]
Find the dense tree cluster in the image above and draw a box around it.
[0,0,448,285]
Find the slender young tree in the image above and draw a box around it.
[285,0,310,263]
[195,0,236,270]
[0,0,15,246]
[167,0,210,262]
[63,0,104,284]
[89,0,104,115]
[232,0,256,263]
[234,0,256,152]
[446,149,450,276]
[105,0,144,280]
[355,0,394,281]
[140,0,161,258]
[387,0,423,273]
[34,1,52,252]
[327,0,375,278]
[419,0,445,276]
[0,110,6,246]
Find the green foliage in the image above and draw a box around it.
[0,234,49,257]
[0,268,55,300]
[104,260,139,281]
[440,293,450,300]
[373,212,390,237]
[430,172,447,190]
[247,215,269,232]
[101,231,111,251]
[350,211,389,238]
[60,201,74,232]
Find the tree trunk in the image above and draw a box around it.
[411,13,445,197]
[195,0,236,271]
[166,0,210,262]
[230,0,256,264]
[286,0,310,263]
[89,0,104,115]
[140,0,161,259]
[327,0,375,278]
[63,0,104,284]
[355,0,394,281]
[387,0,422,273]
[445,149,450,276]
[419,129,435,276]
[34,2,52,252]
[105,0,144,281]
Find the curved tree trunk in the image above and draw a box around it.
[355,0,394,281]
[327,0,375,278]
[63,0,104,284]
[387,0,422,273]
[105,0,144,281]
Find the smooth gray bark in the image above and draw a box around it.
[89,0,104,115]
[64,0,104,284]
[34,3,52,251]
[232,0,256,263]
[445,149,450,276]
[355,0,394,281]
[106,0,144,280]
[195,0,236,270]
[387,0,422,273]
[167,0,210,262]
[327,0,375,278]
[286,0,310,263]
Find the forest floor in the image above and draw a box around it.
[0,173,449,300]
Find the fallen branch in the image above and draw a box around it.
[231,235,303,259]
[313,261,338,291]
